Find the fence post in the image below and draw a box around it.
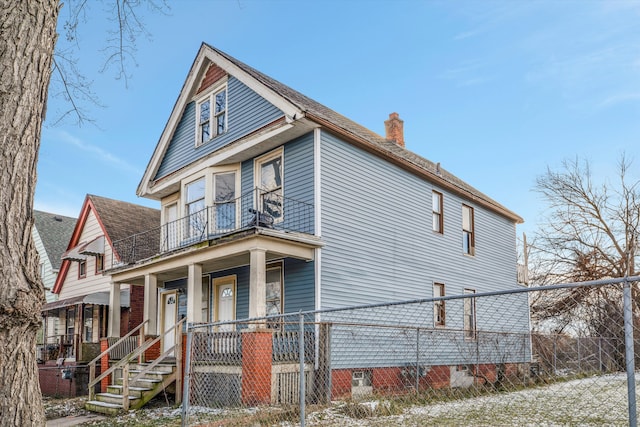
[299,312,306,427]
[553,335,557,375]
[415,328,420,394]
[577,337,581,372]
[181,325,193,427]
[623,279,637,427]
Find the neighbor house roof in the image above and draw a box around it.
[52,195,160,294]
[33,210,77,271]
[139,42,523,224]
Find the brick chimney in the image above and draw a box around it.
[384,112,405,147]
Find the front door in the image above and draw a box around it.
[160,290,178,355]
[214,276,236,331]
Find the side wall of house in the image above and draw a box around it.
[58,210,116,299]
[155,76,284,180]
[33,226,57,303]
[319,130,520,306]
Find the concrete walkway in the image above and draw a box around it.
[46,414,107,426]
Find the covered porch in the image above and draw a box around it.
[105,230,321,341]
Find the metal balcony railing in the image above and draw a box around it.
[111,187,313,267]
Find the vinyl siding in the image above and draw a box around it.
[33,227,57,303]
[155,77,284,180]
[319,131,519,308]
[58,210,118,300]
[164,260,313,323]
[283,259,315,313]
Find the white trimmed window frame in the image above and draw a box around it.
[254,147,284,224]
[433,282,446,327]
[463,288,477,341]
[195,80,228,147]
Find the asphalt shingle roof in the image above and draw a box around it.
[88,195,161,244]
[33,210,77,271]
[207,43,522,223]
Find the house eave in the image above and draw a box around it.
[306,112,524,224]
[106,229,323,284]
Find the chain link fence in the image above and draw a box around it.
[182,277,640,426]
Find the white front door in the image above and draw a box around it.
[214,276,236,331]
[161,290,178,355]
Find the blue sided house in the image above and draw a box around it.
[93,42,528,411]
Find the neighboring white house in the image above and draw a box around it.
[33,210,77,348]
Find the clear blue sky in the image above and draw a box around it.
[35,0,640,239]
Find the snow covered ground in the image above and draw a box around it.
[46,373,635,426]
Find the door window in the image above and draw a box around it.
[213,172,236,231]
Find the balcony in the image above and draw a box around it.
[110,188,314,268]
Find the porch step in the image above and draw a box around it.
[95,392,138,406]
[107,384,151,398]
[85,400,123,416]
[87,360,178,414]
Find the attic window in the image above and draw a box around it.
[197,85,227,146]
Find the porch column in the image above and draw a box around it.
[144,273,158,336]
[108,281,121,337]
[187,263,203,323]
[249,248,267,326]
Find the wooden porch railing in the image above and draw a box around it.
[88,318,186,411]
[88,320,148,401]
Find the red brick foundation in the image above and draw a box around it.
[331,369,353,399]
[241,330,273,405]
[425,365,450,389]
[100,338,110,392]
[144,339,161,361]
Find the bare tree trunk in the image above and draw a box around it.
[0,1,59,424]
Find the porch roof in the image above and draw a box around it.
[107,229,322,284]
[42,290,130,312]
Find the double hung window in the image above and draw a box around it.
[197,86,227,145]
[433,283,446,327]
[463,288,477,340]
[432,191,443,233]
[462,204,475,255]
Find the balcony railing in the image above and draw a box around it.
[111,187,313,267]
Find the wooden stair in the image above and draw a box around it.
[85,362,176,415]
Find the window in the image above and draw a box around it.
[39,262,45,278]
[256,150,283,222]
[213,171,236,230]
[185,178,206,239]
[66,307,75,346]
[432,191,443,233]
[78,260,86,278]
[202,276,210,322]
[84,305,93,342]
[197,86,227,145]
[462,204,475,255]
[433,283,445,327]
[265,263,283,328]
[463,288,476,340]
[95,254,104,273]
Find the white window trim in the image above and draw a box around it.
[195,80,228,147]
[211,166,241,231]
[433,282,446,328]
[254,147,284,224]
[463,288,477,341]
